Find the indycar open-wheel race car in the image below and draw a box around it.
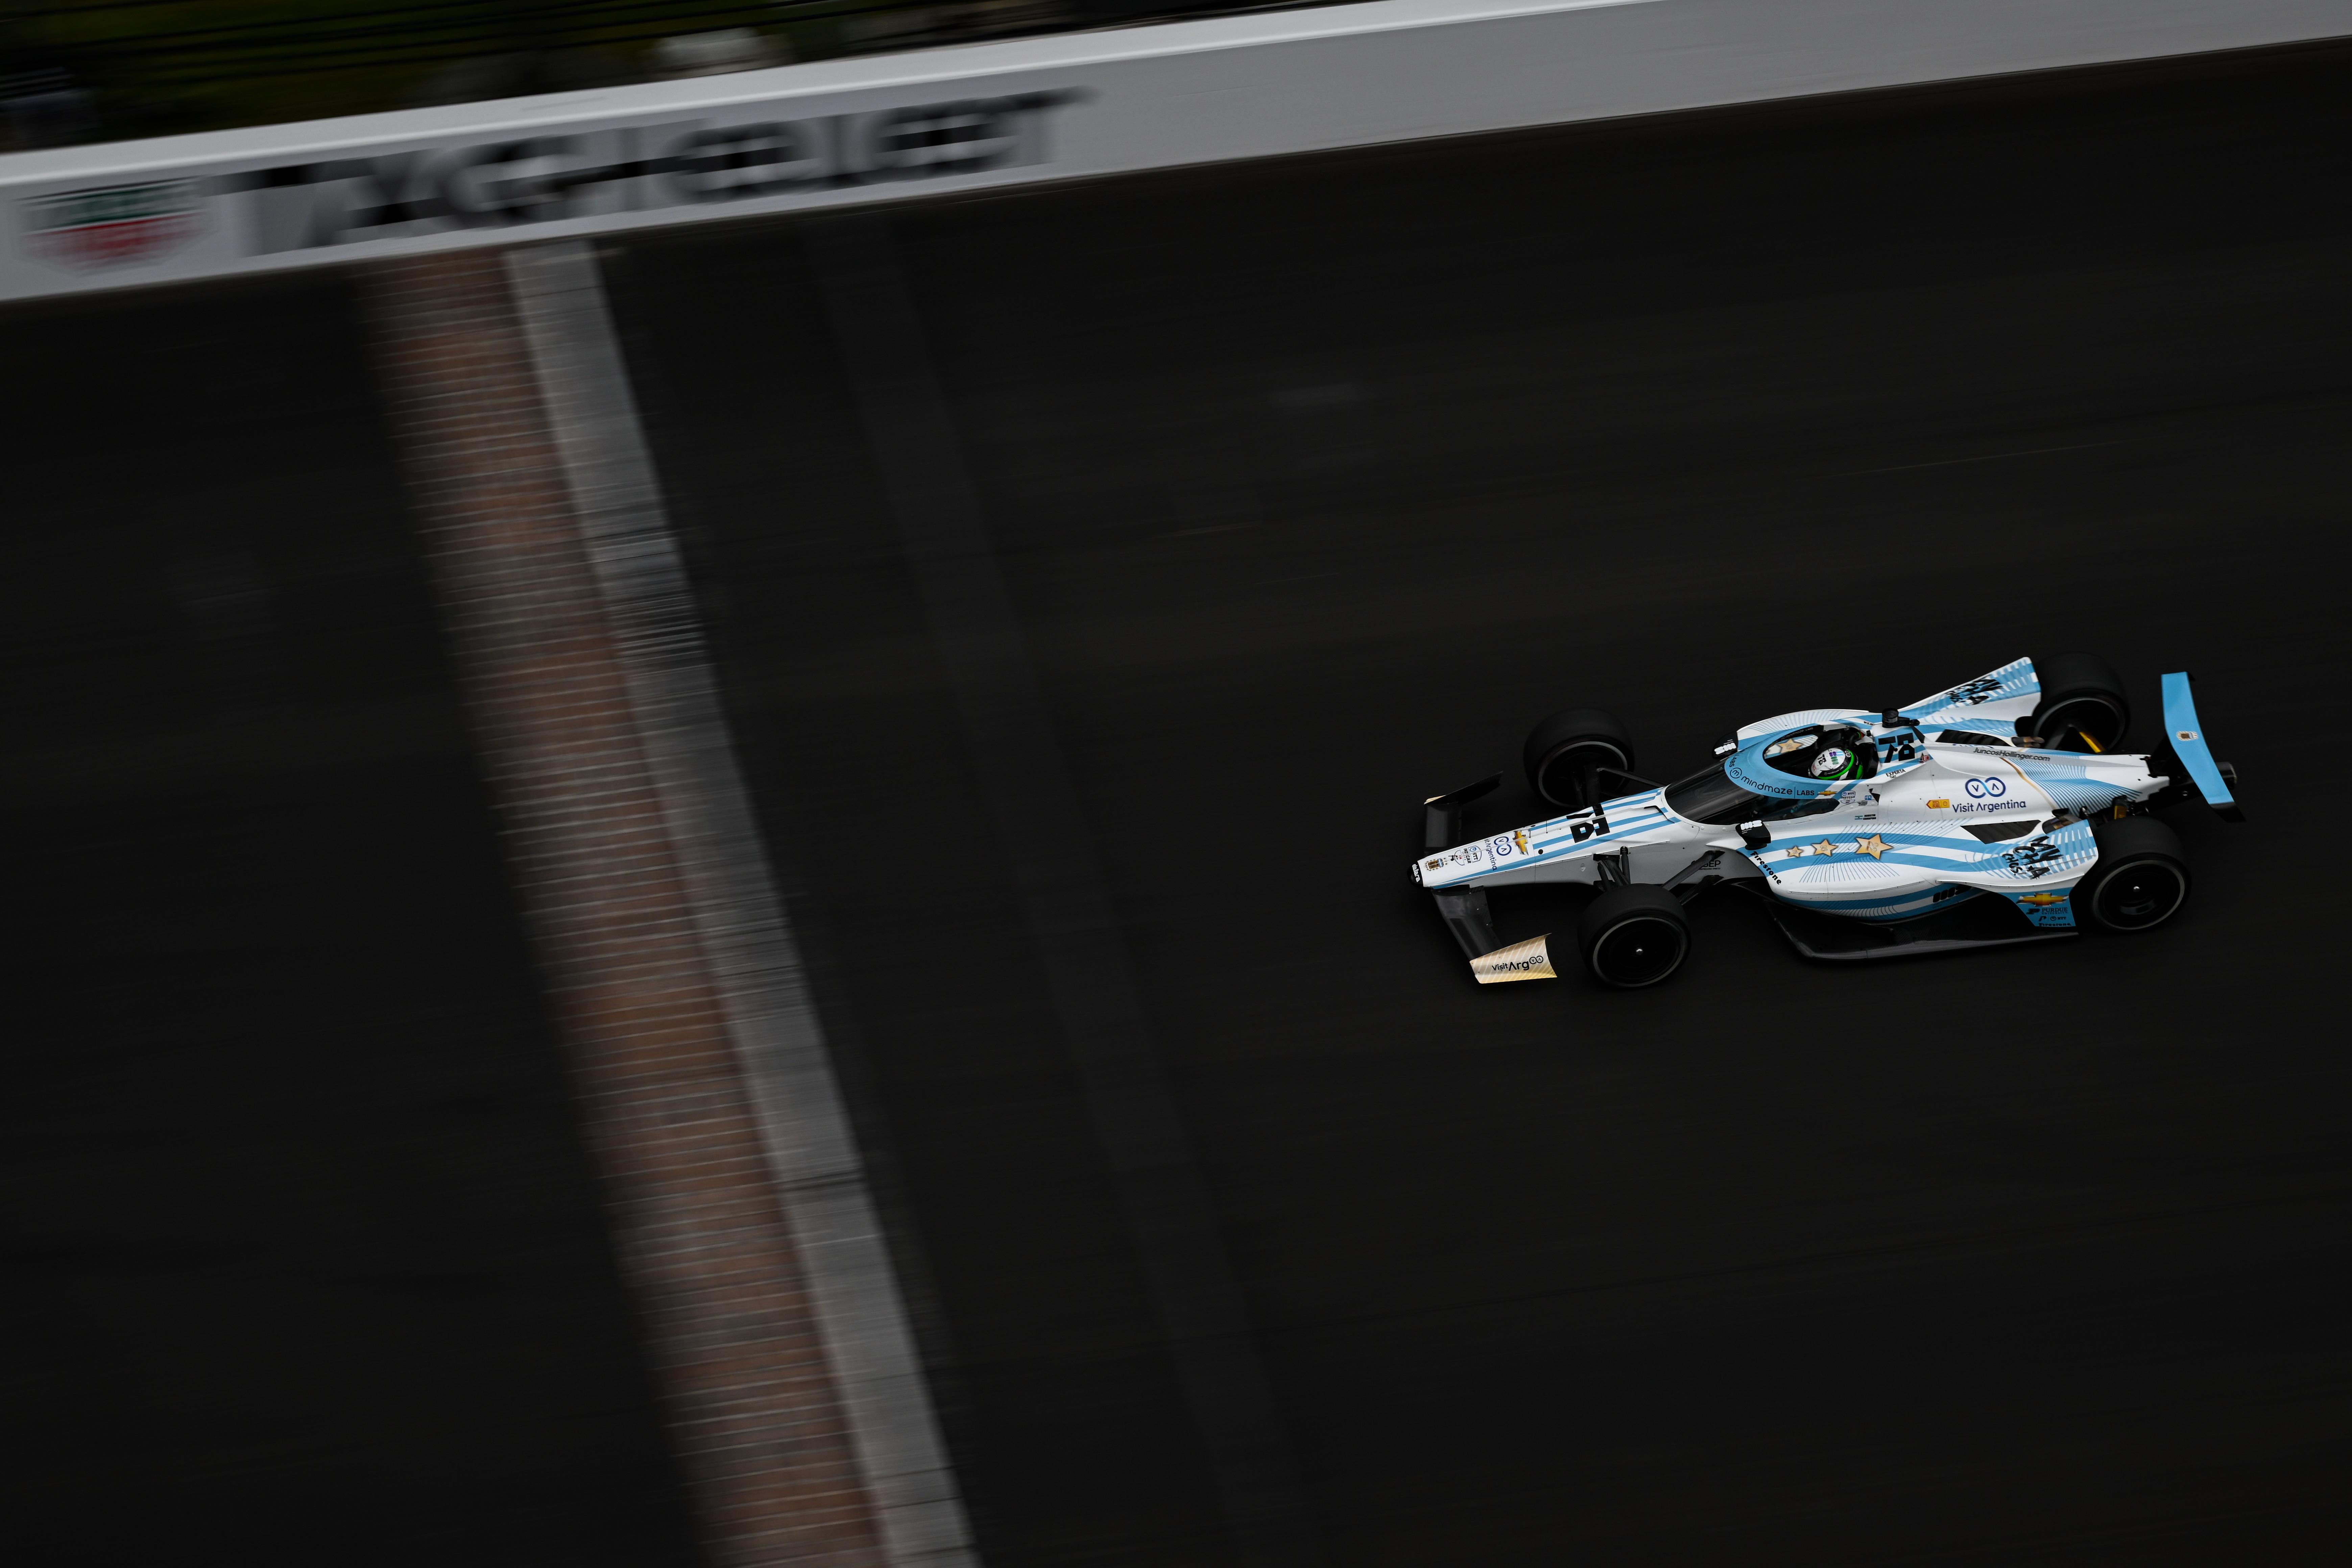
[1412,656,2242,987]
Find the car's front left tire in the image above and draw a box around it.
[1524,707,1635,811]
[1577,885,1690,987]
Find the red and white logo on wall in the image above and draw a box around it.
[22,180,205,271]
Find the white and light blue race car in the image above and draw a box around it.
[1412,655,2241,988]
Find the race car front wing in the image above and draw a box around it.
[1422,774,1507,964]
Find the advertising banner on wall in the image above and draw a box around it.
[2,0,2346,302]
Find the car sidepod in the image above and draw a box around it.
[1946,819,2101,930]
[1752,825,1975,924]
[1746,817,2103,958]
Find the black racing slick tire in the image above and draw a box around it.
[2027,652,2132,754]
[2081,816,2191,933]
[1524,707,1635,811]
[1577,885,1690,988]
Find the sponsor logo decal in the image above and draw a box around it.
[1531,804,1622,850]
[2177,729,2198,742]
[1931,885,1968,903]
[1471,934,1556,984]
[1488,834,1516,859]
[2000,834,2063,878]
[2017,891,2068,907]
[1926,798,1950,809]
[1945,676,2003,706]
[22,180,203,270]
[218,91,1085,255]
[1950,776,2032,815]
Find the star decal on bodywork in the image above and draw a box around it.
[1853,834,1890,860]
[1812,839,1840,858]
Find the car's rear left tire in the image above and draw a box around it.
[1524,707,1635,811]
[2027,652,2131,753]
[1578,885,1690,988]
[2081,816,2190,932]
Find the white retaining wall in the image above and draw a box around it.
[2,0,2348,300]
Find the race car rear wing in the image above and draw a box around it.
[2156,671,2244,822]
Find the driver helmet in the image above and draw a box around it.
[1809,746,1857,779]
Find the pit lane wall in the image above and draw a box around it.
[5,0,2350,303]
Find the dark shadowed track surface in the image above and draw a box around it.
[606,40,2352,1568]
[2,35,2348,1568]
[0,279,701,1562]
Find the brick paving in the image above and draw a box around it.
[366,249,890,1568]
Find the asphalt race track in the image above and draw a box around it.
[0,278,701,1561]
[608,40,2352,1567]
[2,35,2347,1568]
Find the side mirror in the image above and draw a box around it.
[1738,820,1771,850]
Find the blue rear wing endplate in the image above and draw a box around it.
[2160,671,2243,822]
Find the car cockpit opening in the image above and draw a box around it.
[1762,726,1878,781]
